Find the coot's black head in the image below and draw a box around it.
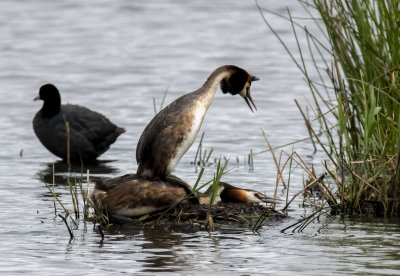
[34,83,62,118]
[220,66,259,112]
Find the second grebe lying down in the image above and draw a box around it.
[90,175,278,218]
[90,174,197,218]
[198,182,278,205]
[136,65,259,179]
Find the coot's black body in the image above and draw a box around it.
[33,84,125,162]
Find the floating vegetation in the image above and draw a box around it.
[113,202,286,231]
[40,156,287,240]
[191,132,214,167]
[41,167,111,241]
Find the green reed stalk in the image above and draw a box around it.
[205,158,228,229]
[208,159,228,208]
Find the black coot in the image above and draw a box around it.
[33,83,125,162]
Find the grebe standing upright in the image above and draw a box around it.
[136,65,258,179]
[33,84,125,162]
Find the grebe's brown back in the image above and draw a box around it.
[90,174,197,218]
[136,65,258,179]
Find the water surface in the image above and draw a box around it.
[1,0,399,275]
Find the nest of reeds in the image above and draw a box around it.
[104,202,287,230]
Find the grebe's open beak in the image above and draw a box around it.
[244,89,257,113]
[243,75,258,113]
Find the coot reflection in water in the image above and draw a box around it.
[36,160,120,185]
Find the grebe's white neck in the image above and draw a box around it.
[198,67,232,108]
[165,69,231,175]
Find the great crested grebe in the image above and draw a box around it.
[197,182,278,205]
[33,84,125,162]
[136,65,258,178]
[90,174,198,218]
[90,176,277,219]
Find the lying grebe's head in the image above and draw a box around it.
[219,182,277,204]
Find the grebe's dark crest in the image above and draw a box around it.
[90,174,197,218]
[136,65,258,178]
[198,182,278,205]
[33,83,125,162]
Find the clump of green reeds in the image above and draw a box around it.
[191,132,214,167]
[258,0,400,215]
[191,132,253,170]
[42,167,110,240]
[206,158,228,226]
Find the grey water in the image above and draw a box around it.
[1,0,400,275]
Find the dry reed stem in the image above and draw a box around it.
[279,150,336,208]
[288,151,336,205]
[261,128,285,209]
[351,170,381,195]
[316,177,337,206]
[294,99,338,168]
[350,159,378,164]
[277,151,287,189]
[282,150,314,178]
[278,150,302,181]
[283,177,322,211]
[305,106,317,153]
[206,215,214,231]
[384,155,398,168]
[325,161,343,204]
[65,121,71,167]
